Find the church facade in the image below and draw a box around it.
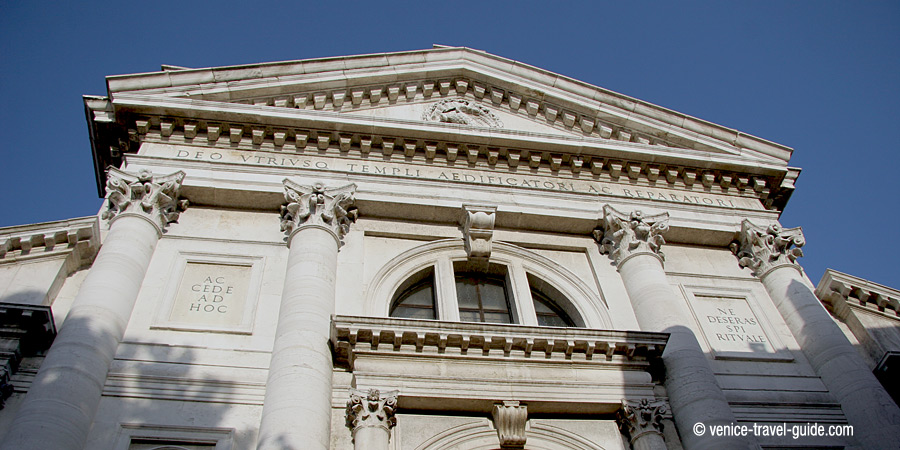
[0,47,898,449]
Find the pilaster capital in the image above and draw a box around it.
[731,219,804,278]
[617,399,667,443]
[461,204,497,267]
[594,205,669,266]
[491,400,527,449]
[101,167,187,235]
[280,180,358,247]
[345,388,398,434]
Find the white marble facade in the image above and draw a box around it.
[0,47,898,449]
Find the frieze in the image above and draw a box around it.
[145,145,764,210]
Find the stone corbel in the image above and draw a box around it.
[594,205,669,266]
[492,400,527,449]
[617,399,667,447]
[281,180,358,247]
[101,167,188,235]
[730,219,804,278]
[346,388,399,436]
[461,204,497,267]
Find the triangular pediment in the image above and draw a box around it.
[105,47,792,166]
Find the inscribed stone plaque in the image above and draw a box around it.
[169,262,251,327]
[694,296,775,355]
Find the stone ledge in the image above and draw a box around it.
[331,315,668,368]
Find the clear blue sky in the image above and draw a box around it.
[2,2,898,288]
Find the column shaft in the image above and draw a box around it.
[352,426,390,450]
[258,227,339,450]
[0,216,160,450]
[761,266,900,448]
[631,433,667,450]
[619,254,752,450]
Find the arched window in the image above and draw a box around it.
[372,240,610,328]
[383,243,592,327]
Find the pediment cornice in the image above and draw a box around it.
[104,47,792,165]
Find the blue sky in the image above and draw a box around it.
[2,2,898,288]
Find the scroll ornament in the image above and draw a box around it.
[280,180,358,242]
[345,388,399,433]
[594,205,669,265]
[731,220,804,277]
[101,167,187,232]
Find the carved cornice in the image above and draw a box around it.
[345,388,398,435]
[731,219,804,278]
[617,399,667,443]
[594,205,669,266]
[102,167,187,235]
[492,401,528,449]
[461,204,497,267]
[816,269,900,319]
[331,315,668,368]
[280,180,357,247]
[0,217,99,266]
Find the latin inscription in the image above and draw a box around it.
[694,296,775,355]
[169,262,250,327]
[146,145,761,210]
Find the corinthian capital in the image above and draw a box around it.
[594,205,669,265]
[731,219,804,277]
[101,167,187,234]
[280,180,358,246]
[345,388,398,434]
[617,399,667,443]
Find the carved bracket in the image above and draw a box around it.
[492,401,527,449]
[281,180,358,246]
[101,167,187,234]
[594,205,669,266]
[617,399,667,443]
[461,204,497,267]
[731,219,804,277]
[346,388,399,435]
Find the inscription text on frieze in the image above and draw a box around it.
[142,144,763,210]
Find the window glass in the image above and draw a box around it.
[455,273,512,324]
[532,288,576,327]
[390,270,436,320]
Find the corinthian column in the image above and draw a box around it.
[1,168,186,450]
[733,220,900,448]
[345,389,398,450]
[617,399,667,450]
[595,205,753,450]
[257,180,357,450]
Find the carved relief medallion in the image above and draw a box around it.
[423,99,503,128]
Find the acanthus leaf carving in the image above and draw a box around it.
[345,388,399,434]
[617,398,667,443]
[101,167,187,234]
[491,400,527,449]
[594,205,669,266]
[731,219,804,277]
[280,180,357,245]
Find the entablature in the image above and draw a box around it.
[817,269,900,320]
[87,99,796,213]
